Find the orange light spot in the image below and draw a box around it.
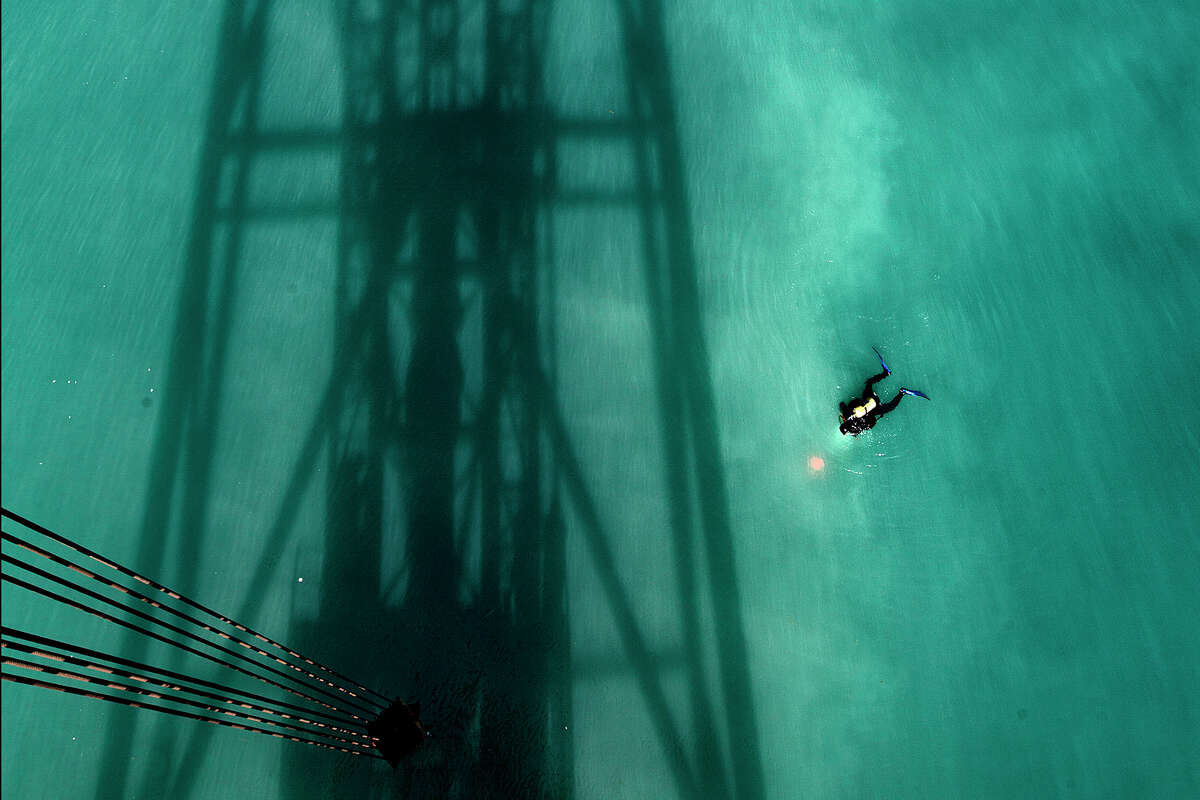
[808,455,825,471]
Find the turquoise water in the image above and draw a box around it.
[3,1,1198,798]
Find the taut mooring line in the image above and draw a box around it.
[0,635,371,742]
[0,528,376,708]
[0,627,361,731]
[1,656,375,751]
[0,548,377,716]
[0,566,368,721]
[1,671,383,759]
[0,507,389,709]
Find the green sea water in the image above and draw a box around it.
[3,1,1198,798]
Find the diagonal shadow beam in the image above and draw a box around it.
[617,2,766,798]
[536,367,702,800]
[156,178,406,799]
[94,2,272,798]
[620,10,730,800]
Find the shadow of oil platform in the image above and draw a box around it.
[78,1,764,798]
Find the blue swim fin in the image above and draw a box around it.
[900,387,930,400]
[872,346,891,375]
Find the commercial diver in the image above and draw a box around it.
[838,347,930,436]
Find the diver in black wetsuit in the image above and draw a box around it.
[839,347,930,436]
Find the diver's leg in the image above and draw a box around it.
[875,393,902,416]
[862,371,889,394]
